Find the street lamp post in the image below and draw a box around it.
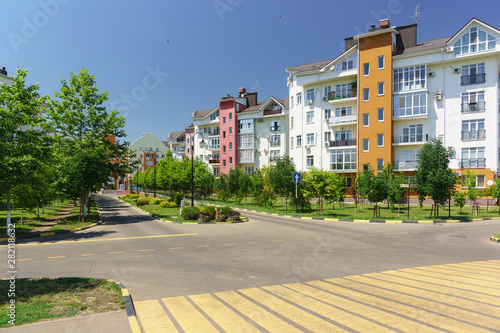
[153,154,157,198]
[191,131,206,206]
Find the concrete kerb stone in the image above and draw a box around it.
[108,279,142,333]
[490,236,500,243]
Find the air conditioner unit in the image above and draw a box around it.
[305,145,310,150]
[446,47,454,53]
[325,142,329,147]
[307,99,314,105]
[257,119,264,123]
[322,96,328,101]
[454,67,461,73]
[203,128,207,133]
[434,90,442,101]
[428,71,435,77]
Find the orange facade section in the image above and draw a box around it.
[357,32,394,173]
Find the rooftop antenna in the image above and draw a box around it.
[408,3,424,23]
[253,80,262,91]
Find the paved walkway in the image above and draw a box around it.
[135,259,500,332]
[31,202,75,233]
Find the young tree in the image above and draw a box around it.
[0,68,49,234]
[415,137,458,218]
[464,169,479,216]
[452,191,467,213]
[302,168,329,215]
[489,177,500,215]
[268,156,296,211]
[382,163,406,209]
[47,68,130,221]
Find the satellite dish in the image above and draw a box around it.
[487,180,493,186]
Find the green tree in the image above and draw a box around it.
[382,163,406,209]
[47,67,130,221]
[452,191,467,213]
[323,172,346,209]
[415,137,458,218]
[0,68,49,234]
[228,166,245,203]
[489,177,500,215]
[464,169,479,216]
[302,168,332,215]
[268,156,296,211]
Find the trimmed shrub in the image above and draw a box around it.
[130,190,136,194]
[181,206,200,220]
[128,194,140,199]
[149,198,161,205]
[136,196,152,206]
[217,206,232,218]
[160,200,177,208]
[174,193,183,207]
[202,206,217,220]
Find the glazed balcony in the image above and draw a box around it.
[393,160,419,171]
[328,139,356,147]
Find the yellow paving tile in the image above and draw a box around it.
[162,296,218,332]
[418,265,500,281]
[215,290,302,333]
[403,267,500,290]
[135,299,177,332]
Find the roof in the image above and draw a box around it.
[192,107,217,119]
[394,37,449,56]
[240,97,289,113]
[447,17,500,45]
[286,58,334,74]
[168,131,184,140]
[161,140,169,147]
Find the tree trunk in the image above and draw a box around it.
[21,208,24,225]
[37,202,40,220]
[87,194,91,216]
[6,182,12,235]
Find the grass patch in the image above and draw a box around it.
[0,200,73,235]
[48,197,100,232]
[493,233,500,238]
[0,278,125,327]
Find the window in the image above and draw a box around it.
[336,52,357,72]
[393,92,427,117]
[377,134,384,147]
[296,92,302,105]
[139,147,143,151]
[401,124,423,143]
[208,137,220,150]
[393,65,426,92]
[377,158,384,171]
[213,167,220,177]
[461,63,486,85]
[462,119,485,140]
[307,89,315,101]
[306,133,315,146]
[238,149,254,163]
[187,138,190,144]
[238,134,254,149]
[270,134,281,147]
[330,149,356,171]
[378,82,384,96]
[229,127,232,135]
[363,63,369,76]
[402,150,418,161]
[210,110,220,121]
[378,56,384,69]
[238,119,254,133]
[229,142,233,150]
[461,147,485,168]
[297,135,302,147]
[324,131,331,144]
[222,131,226,139]
[243,166,254,175]
[229,156,233,164]
[291,116,294,129]
[270,120,281,132]
[290,96,294,106]
[324,86,332,99]
[363,88,369,101]
[335,106,353,116]
[156,148,159,152]
[291,137,293,149]
[307,155,314,168]
[324,109,331,119]
[146,161,154,166]
[453,27,496,55]
[223,160,226,167]
[270,150,280,162]
[334,130,352,141]
[363,113,369,127]
[306,111,314,124]
[362,139,369,152]
[461,91,485,112]
[223,145,226,153]
[223,116,226,124]
[335,83,355,99]
[378,108,384,121]
[461,175,486,188]
[345,177,353,188]
[229,113,232,120]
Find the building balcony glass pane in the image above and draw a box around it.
[461,73,486,85]
[461,101,486,113]
[393,160,419,170]
[328,114,356,125]
[393,134,428,144]
[328,89,357,100]
[328,139,356,147]
[461,130,486,140]
[460,158,486,168]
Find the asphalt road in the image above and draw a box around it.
[4,194,499,302]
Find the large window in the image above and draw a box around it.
[403,150,418,161]
[393,92,427,117]
[461,91,485,112]
[324,86,332,98]
[454,27,496,55]
[307,89,315,101]
[306,133,315,146]
[461,63,486,85]
[334,130,352,141]
[270,134,281,147]
[238,134,254,149]
[209,110,220,121]
[208,137,220,150]
[462,119,485,140]
[461,147,485,168]
[270,150,280,162]
[330,149,356,171]
[238,119,254,133]
[335,106,353,116]
[336,52,357,72]
[393,65,426,92]
[461,175,485,188]
[213,167,220,177]
[270,120,281,132]
[238,149,254,163]
[401,124,423,143]
[335,83,355,98]
[306,111,314,124]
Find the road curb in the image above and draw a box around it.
[108,279,143,333]
[118,197,249,224]
[490,236,500,243]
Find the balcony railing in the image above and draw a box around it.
[328,114,357,125]
[460,158,486,168]
[330,163,356,172]
[461,73,486,85]
[461,130,486,140]
[393,160,419,170]
[208,159,220,164]
[328,89,357,100]
[328,139,356,147]
[393,134,428,144]
[461,101,486,113]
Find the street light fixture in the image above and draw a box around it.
[191,131,206,206]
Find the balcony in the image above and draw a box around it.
[263,108,282,116]
[460,158,486,168]
[393,160,419,171]
[330,163,357,172]
[328,139,356,147]
[208,159,220,164]
[461,73,486,86]
[393,134,428,145]
[328,89,357,101]
[328,114,356,126]
[461,101,486,113]
[461,130,486,140]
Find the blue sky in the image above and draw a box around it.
[2,0,499,143]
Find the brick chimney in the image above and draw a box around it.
[380,19,390,28]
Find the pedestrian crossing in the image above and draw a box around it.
[134,259,500,332]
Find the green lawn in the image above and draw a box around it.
[0,278,124,327]
[493,233,500,238]
[48,197,100,232]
